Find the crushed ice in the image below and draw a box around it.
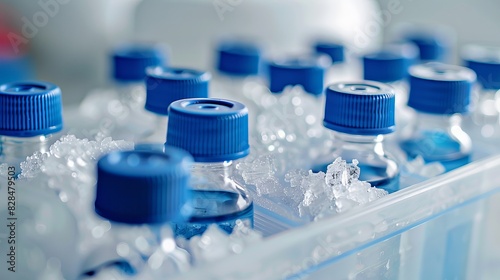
[182,220,263,264]
[2,128,442,278]
[238,155,388,221]
[19,134,132,183]
[253,86,330,170]
[405,155,446,178]
[8,134,263,278]
[16,134,134,231]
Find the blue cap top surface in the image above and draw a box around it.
[363,43,419,82]
[269,54,330,95]
[324,81,396,135]
[217,40,262,76]
[95,147,193,224]
[145,67,210,115]
[0,81,63,137]
[167,98,249,162]
[462,45,500,90]
[408,62,476,114]
[112,44,167,82]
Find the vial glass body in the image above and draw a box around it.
[0,134,55,176]
[175,161,254,239]
[312,132,400,193]
[400,112,472,171]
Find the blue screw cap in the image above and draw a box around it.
[0,55,32,84]
[167,98,249,162]
[363,43,418,83]
[95,147,193,224]
[112,44,167,82]
[403,31,450,61]
[314,41,345,64]
[269,54,330,95]
[216,40,262,76]
[408,63,476,114]
[145,67,210,115]
[324,81,396,135]
[462,45,500,90]
[0,81,63,137]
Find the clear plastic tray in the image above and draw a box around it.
[173,155,500,279]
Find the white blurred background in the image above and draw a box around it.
[0,0,498,105]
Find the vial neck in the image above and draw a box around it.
[115,81,145,106]
[277,85,323,101]
[216,73,261,91]
[331,132,387,158]
[149,224,175,244]
[220,72,249,81]
[191,161,233,179]
[413,112,463,130]
[478,87,499,97]
[332,131,385,144]
[153,114,168,129]
[0,134,52,170]
[473,89,500,124]
[388,79,408,89]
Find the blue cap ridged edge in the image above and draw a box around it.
[112,44,167,82]
[324,81,396,135]
[408,63,476,114]
[462,45,500,90]
[268,54,329,95]
[145,67,210,115]
[166,98,250,162]
[314,41,345,64]
[401,29,451,61]
[94,147,193,224]
[363,43,419,83]
[216,40,262,76]
[0,81,63,137]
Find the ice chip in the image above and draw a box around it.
[252,86,329,172]
[236,154,283,197]
[189,225,230,262]
[186,222,263,265]
[17,134,134,236]
[419,162,446,177]
[19,151,48,178]
[405,155,446,178]
[287,157,388,220]
[0,163,8,177]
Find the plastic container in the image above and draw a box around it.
[170,154,500,279]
